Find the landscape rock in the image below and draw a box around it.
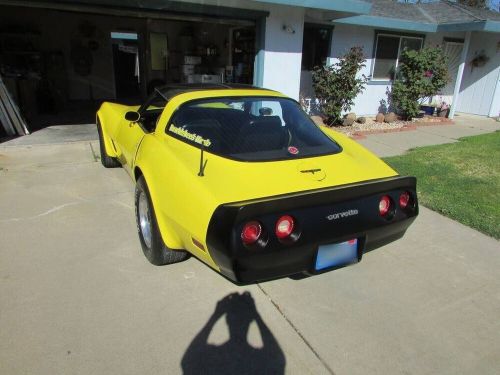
[343,117,355,126]
[357,116,366,124]
[384,112,397,123]
[375,113,385,123]
[345,112,357,122]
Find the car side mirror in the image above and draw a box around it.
[125,111,140,122]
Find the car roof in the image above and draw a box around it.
[155,83,279,101]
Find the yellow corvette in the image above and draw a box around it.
[97,84,418,283]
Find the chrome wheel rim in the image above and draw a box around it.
[138,191,152,249]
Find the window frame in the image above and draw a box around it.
[370,31,425,82]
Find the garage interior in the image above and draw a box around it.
[0,2,257,139]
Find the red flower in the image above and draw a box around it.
[424,70,433,78]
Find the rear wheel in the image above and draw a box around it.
[135,176,189,265]
[96,119,121,168]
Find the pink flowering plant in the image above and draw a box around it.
[391,47,448,119]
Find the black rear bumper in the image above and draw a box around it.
[206,176,418,284]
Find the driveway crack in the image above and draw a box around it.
[257,284,335,375]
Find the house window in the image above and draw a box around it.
[372,34,423,80]
[301,24,332,70]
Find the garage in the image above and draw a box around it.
[0,0,265,137]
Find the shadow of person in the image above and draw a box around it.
[181,292,286,375]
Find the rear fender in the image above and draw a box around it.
[134,162,184,251]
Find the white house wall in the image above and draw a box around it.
[324,24,474,116]
[490,68,500,118]
[328,24,382,115]
[261,6,305,100]
[456,32,500,117]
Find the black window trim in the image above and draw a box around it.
[371,30,426,82]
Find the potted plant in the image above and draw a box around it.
[437,102,449,118]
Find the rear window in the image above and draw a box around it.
[166,97,341,161]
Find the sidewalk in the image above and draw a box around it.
[356,113,500,157]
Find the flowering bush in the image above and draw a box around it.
[391,47,448,119]
[312,47,368,125]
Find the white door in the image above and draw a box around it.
[440,41,464,105]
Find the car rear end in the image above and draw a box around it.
[206,176,418,284]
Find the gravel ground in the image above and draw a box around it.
[311,115,450,137]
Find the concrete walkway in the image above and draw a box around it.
[1,115,499,374]
[357,113,500,157]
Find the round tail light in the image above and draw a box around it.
[399,191,411,209]
[275,215,295,239]
[241,221,262,245]
[379,195,392,217]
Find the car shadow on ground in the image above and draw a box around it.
[181,291,286,374]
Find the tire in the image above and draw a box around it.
[96,119,121,168]
[135,176,189,265]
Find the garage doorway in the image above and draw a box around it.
[0,3,260,136]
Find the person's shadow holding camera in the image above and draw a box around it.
[181,292,286,374]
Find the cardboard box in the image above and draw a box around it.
[181,64,195,75]
[184,56,202,65]
[187,74,222,84]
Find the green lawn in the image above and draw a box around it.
[384,131,500,239]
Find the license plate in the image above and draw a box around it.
[315,239,359,271]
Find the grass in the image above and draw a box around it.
[384,131,500,239]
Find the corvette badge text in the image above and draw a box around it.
[170,124,212,147]
[326,209,359,221]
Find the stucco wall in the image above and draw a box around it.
[261,6,305,100]
[328,24,385,116]
[456,32,500,117]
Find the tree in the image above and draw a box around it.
[311,46,368,125]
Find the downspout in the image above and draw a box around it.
[449,31,471,119]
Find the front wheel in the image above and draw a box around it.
[135,176,189,265]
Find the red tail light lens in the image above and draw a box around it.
[379,195,392,216]
[275,215,295,239]
[399,191,411,209]
[241,221,262,245]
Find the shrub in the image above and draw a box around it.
[391,47,448,119]
[312,47,368,125]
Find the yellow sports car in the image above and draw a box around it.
[97,84,418,283]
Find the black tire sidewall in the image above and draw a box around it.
[134,176,188,265]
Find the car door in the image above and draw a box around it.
[115,91,166,175]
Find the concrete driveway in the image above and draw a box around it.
[1,126,499,374]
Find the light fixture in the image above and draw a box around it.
[282,25,295,34]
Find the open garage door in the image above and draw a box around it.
[0,0,265,132]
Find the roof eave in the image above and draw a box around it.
[437,20,500,33]
[333,15,437,33]
[250,0,372,14]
